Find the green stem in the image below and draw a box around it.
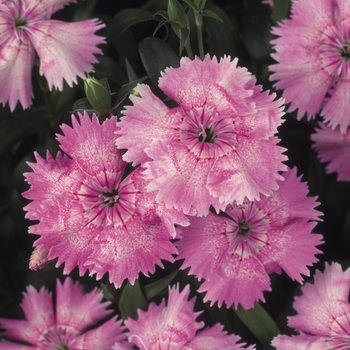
[195,14,204,60]
[185,39,194,59]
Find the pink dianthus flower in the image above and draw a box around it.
[114,284,255,350]
[311,122,350,181]
[270,0,350,133]
[23,111,188,288]
[0,0,105,111]
[0,277,129,349]
[176,168,323,309]
[272,262,350,350]
[116,55,287,216]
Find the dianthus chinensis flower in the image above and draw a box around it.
[0,278,129,349]
[176,168,323,309]
[116,55,287,216]
[23,111,188,288]
[270,0,350,133]
[311,123,350,181]
[0,0,105,111]
[272,262,350,350]
[113,284,255,350]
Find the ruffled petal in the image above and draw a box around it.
[27,19,105,90]
[116,84,181,165]
[288,262,350,336]
[0,286,54,344]
[322,79,350,133]
[0,34,34,110]
[311,123,350,180]
[22,0,77,20]
[207,137,287,205]
[55,278,112,332]
[271,334,328,350]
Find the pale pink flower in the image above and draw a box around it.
[311,123,350,181]
[0,0,105,111]
[23,112,188,288]
[116,55,287,216]
[118,284,255,350]
[0,277,129,349]
[176,168,323,309]
[270,0,350,133]
[272,262,350,350]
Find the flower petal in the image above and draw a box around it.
[27,19,105,90]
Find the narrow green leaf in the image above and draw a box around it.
[143,270,178,300]
[112,75,149,110]
[125,57,139,82]
[201,9,223,22]
[119,280,148,320]
[168,0,188,29]
[106,8,154,38]
[182,0,198,11]
[138,37,180,86]
[233,302,280,347]
[179,27,190,55]
[271,0,290,25]
[72,98,95,115]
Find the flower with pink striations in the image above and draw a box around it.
[116,55,287,216]
[176,168,323,309]
[270,0,350,133]
[0,278,130,349]
[0,0,105,111]
[272,262,350,349]
[116,284,255,350]
[23,111,188,288]
[311,123,350,181]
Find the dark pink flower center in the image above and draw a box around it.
[224,203,269,259]
[340,42,350,61]
[14,16,27,28]
[101,189,120,207]
[40,327,73,350]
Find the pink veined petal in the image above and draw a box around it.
[183,323,256,350]
[71,316,129,350]
[159,55,255,116]
[207,136,287,205]
[125,285,204,349]
[271,334,328,350]
[288,262,350,336]
[22,0,77,20]
[311,123,350,181]
[116,84,181,165]
[55,278,112,332]
[27,19,105,90]
[322,79,350,133]
[0,10,13,46]
[258,222,323,282]
[0,341,35,350]
[0,286,54,344]
[199,256,271,309]
[144,140,224,216]
[0,34,34,110]
[57,113,126,183]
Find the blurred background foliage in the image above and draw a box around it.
[1,0,348,349]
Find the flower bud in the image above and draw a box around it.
[84,76,112,116]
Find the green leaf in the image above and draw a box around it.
[72,98,95,115]
[182,0,198,11]
[138,37,180,86]
[119,280,148,320]
[125,57,139,82]
[168,0,188,29]
[178,27,190,56]
[0,106,49,157]
[143,270,178,300]
[106,8,154,38]
[233,302,280,347]
[271,0,290,25]
[201,9,223,22]
[112,75,149,110]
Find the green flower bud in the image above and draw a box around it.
[84,76,112,116]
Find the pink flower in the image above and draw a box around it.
[0,277,129,349]
[270,0,350,133]
[311,123,350,181]
[0,0,105,111]
[262,0,273,8]
[117,284,255,350]
[272,262,350,350]
[116,55,287,216]
[23,112,188,288]
[176,168,323,309]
